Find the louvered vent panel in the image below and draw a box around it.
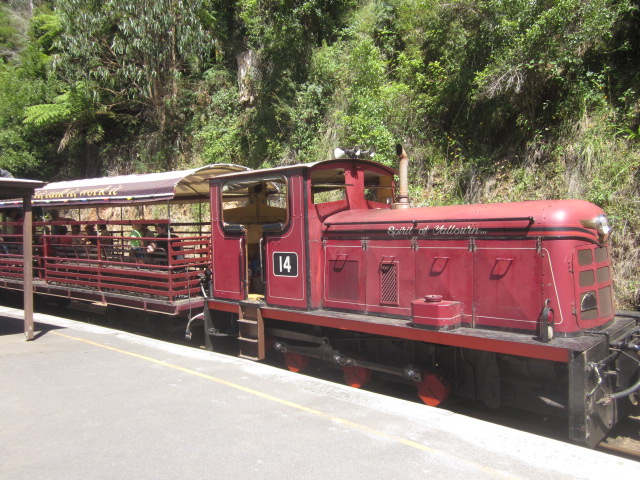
[599,286,613,317]
[596,266,610,283]
[327,260,359,301]
[380,263,398,305]
[581,308,598,321]
[577,249,593,266]
[579,270,595,287]
[595,246,608,263]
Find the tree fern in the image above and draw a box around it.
[23,97,72,127]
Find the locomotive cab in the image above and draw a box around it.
[209,159,396,307]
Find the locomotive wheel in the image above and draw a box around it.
[415,370,450,407]
[284,352,309,373]
[342,365,372,388]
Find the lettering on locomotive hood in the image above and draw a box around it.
[387,224,488,237]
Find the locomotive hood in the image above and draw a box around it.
[323,199,608,244]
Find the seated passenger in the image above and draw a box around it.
[130,224,153,247]
[3,208,23,242]
[83,224,98,245]
[130,224,153,261]
[147,224,179,264]
[47,209,73,237]
[69,224,83,245]
[147,224,169,252]
[98,224,113,245]
[57,226,73,245]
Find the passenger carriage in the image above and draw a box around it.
[0,164,248,319]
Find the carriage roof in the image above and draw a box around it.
[0,164,250,208]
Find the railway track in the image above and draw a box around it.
[598,414,640,459]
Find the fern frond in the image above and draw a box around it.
[23,102,72,127]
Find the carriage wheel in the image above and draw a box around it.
[415,370,450,407]
[342,365,372,388]
[283,352,309,373]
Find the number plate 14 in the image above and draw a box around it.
[273,252,298,277]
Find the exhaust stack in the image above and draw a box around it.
[393,144,410,209]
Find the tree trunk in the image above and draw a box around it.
[84,140,99,178]
[237,50,258,105]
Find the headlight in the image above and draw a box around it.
[580,291,598,312]
[581,214,612,243]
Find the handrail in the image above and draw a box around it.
[0,233,211,303]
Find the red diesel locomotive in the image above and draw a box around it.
[201,145,640,447]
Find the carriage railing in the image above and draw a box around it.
[0,234,27,280]
[0,231,211,304]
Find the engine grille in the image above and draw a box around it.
[596,266,610,283]
[577,249,593,266]
[576,245,613,323]
[599,285,613,317]
[594,246,608,263]
[579,270,595,287]
[327,260,359,301]
[380,263,398,305]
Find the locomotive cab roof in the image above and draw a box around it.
[210,158,397,183]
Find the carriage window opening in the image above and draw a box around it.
[221,175,288,226]
[313,186,347,204]
[221,196,250,211]
[311,167,394,205]
[364,172,394,204]
[266,190,287,210]
[311,168,348,205]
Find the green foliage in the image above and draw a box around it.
[2,0,640,306]
[23,92,72,127]
[54,0,215,111]
[193,68,244,163]
[24,81,117,159]
[0,29,60,179]
[0,4,25,63]
[616,125,640,142]
[30,11,62,54]
[0,128,40,175]
[234,0,355,163]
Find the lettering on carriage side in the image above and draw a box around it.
[387,224,488,237]
[34,184,124,200]
[273,252,299,277]
[35,187,80,199]
[108,185,124,196]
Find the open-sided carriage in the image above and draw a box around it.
[0,164,248,320]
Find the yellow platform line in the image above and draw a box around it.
[51,330,520,480]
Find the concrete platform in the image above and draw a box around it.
[0,305,637,479]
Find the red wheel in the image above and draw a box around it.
[284,352,309,373]
[343,365,372,388]
[415,370,450,407]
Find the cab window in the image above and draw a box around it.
[222,175,288,226]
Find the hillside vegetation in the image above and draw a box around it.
[1,0,638,307]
